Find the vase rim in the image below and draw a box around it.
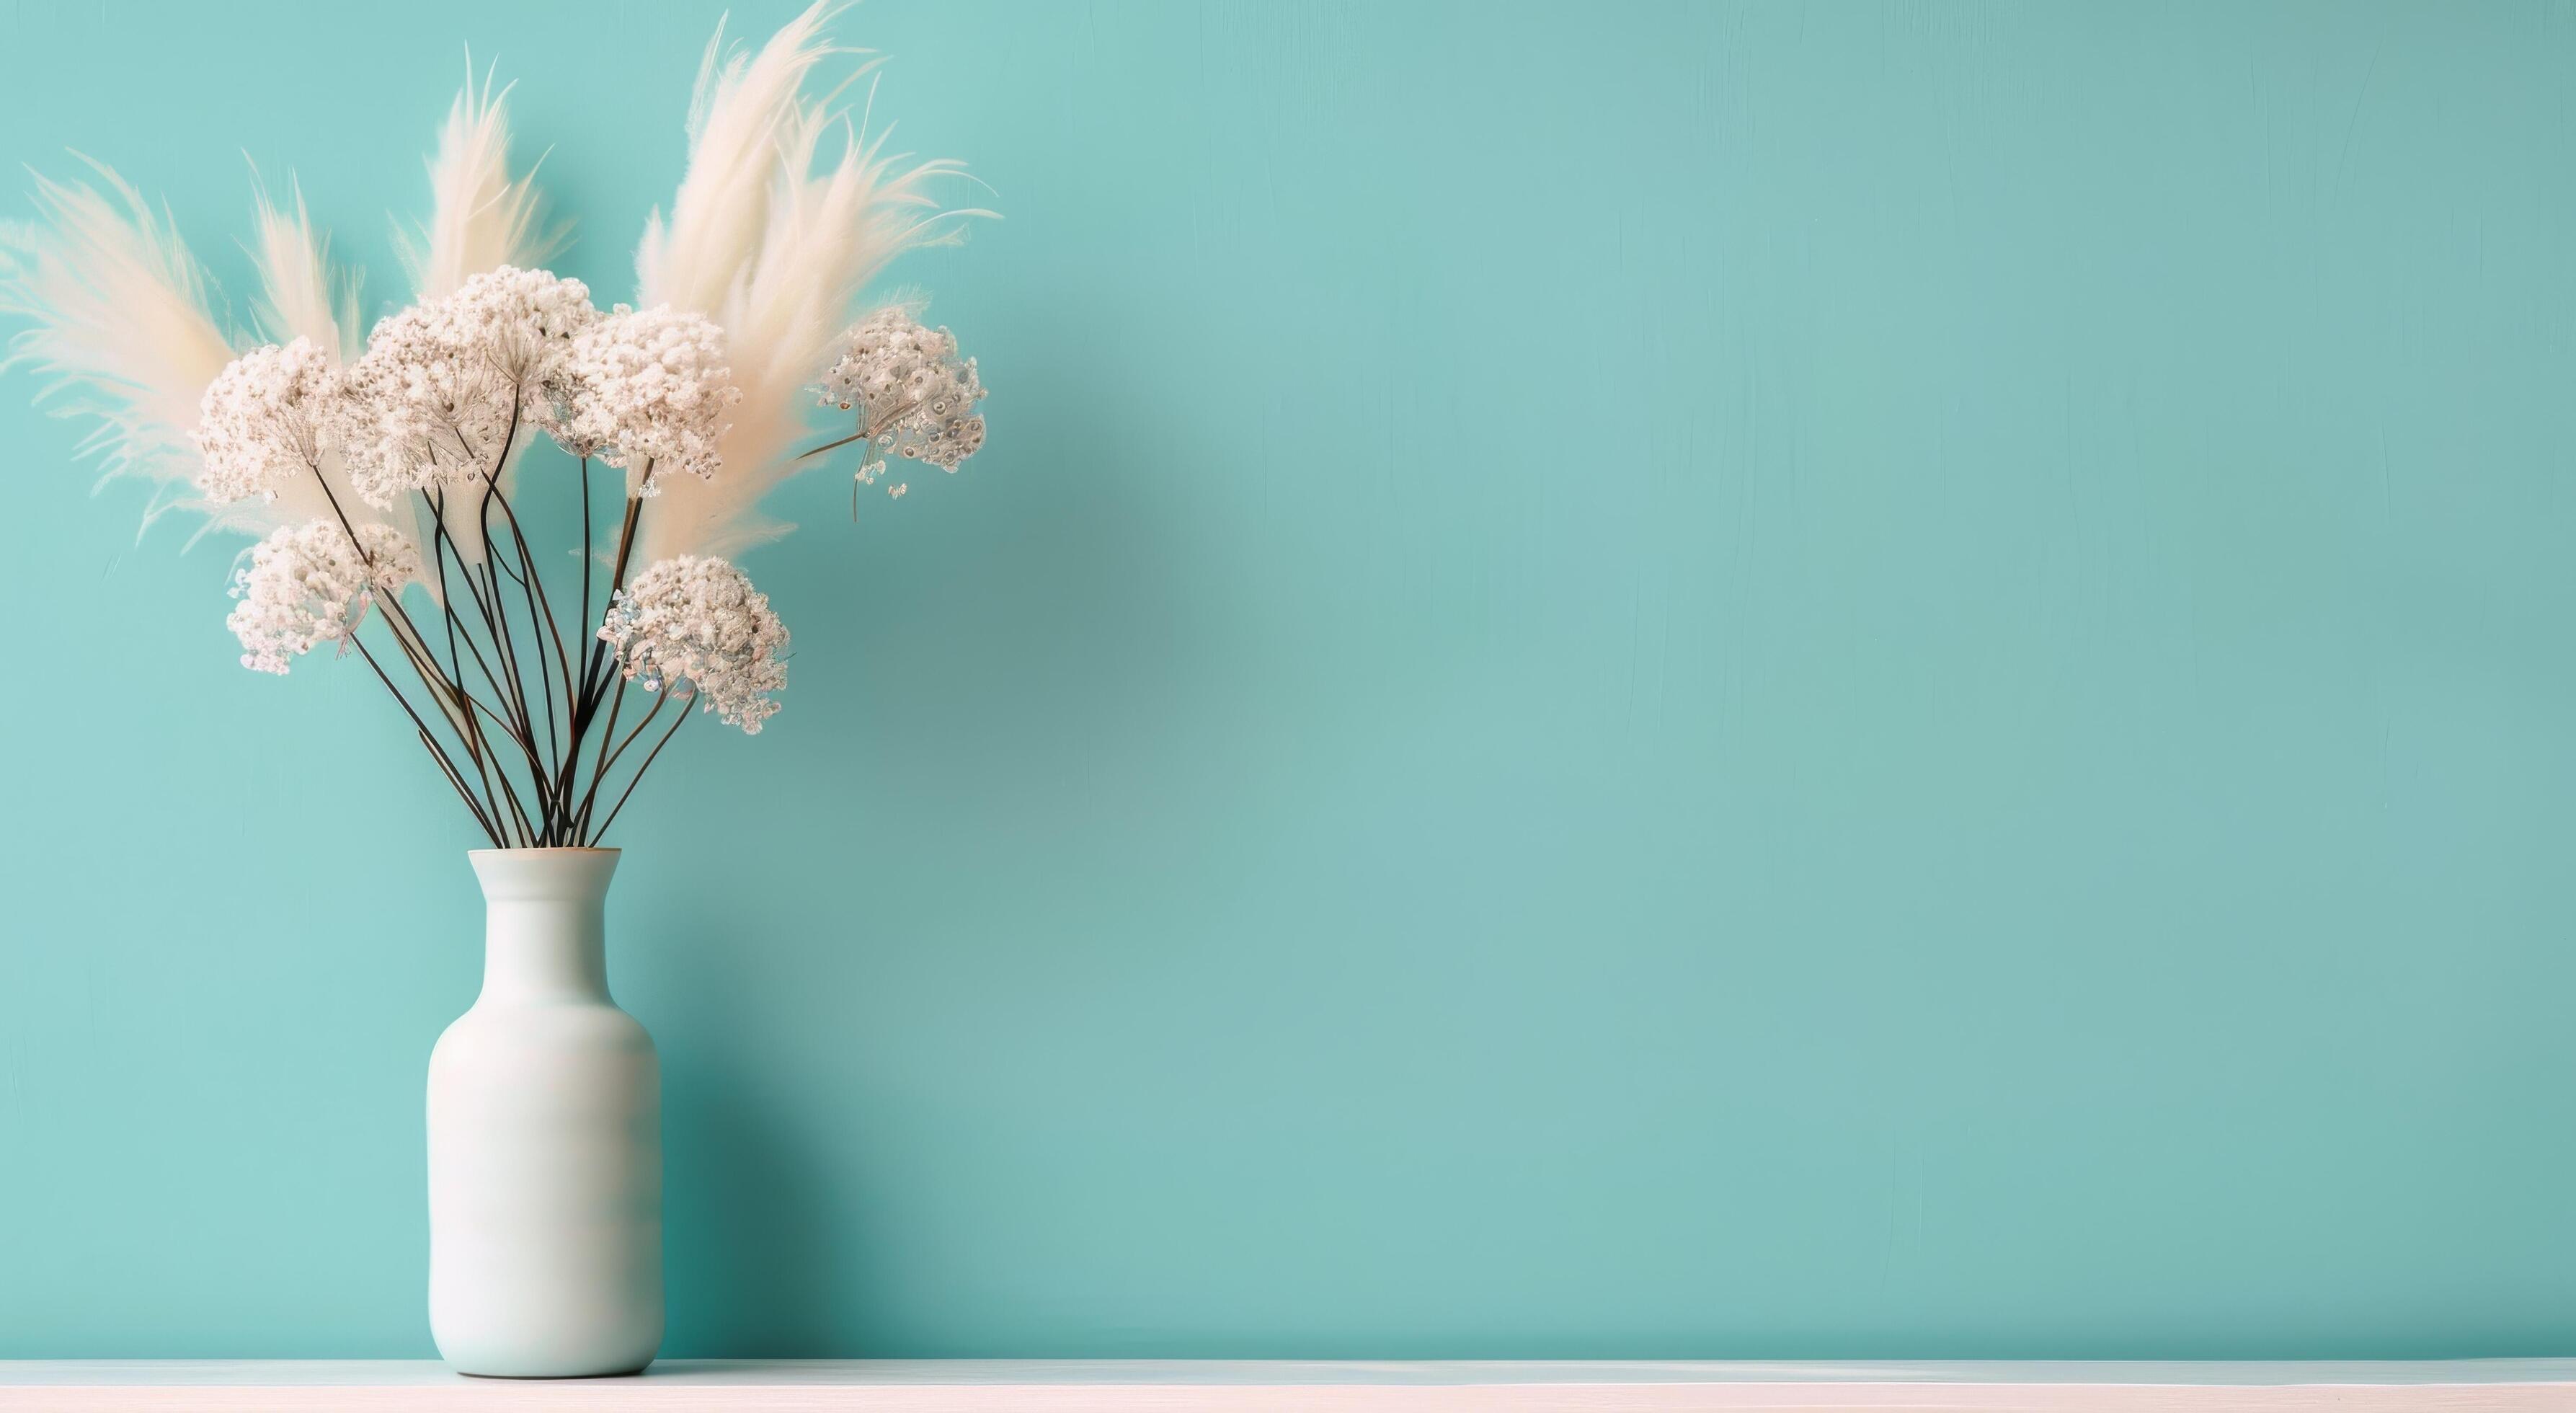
[467,846,622,858]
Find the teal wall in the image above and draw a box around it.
[2,0,2572,1360]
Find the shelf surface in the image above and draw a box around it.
[1,1359,2570,1409]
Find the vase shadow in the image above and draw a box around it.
[647,935,858,1358]
[613,337,1209,1360]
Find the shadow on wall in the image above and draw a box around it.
[653,936,858,1357]
[626,316,1224,1357]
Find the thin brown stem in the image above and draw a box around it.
[576,673,635,837]
[296,454,527,841]
[795,397,928,464]
[484,553,547,820]
[421,520,543,834]
[348,632,502,847]
[418,729,503,846]
[577,457,595,673]
[796,428,874,461]
[471,395,577,728]
[583,492,647,704]
[587,699,694,844]
[587,689,669,803]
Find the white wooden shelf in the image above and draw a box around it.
[1,1360,2570,1410]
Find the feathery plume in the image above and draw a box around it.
[635,4,986,562]
[247,177,357,360]
[635,3,843,317]
[402,61,559,302]
[0,157,264,533]
[241,182,441,592]
[395,64,561,561]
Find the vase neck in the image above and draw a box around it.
[468,849,622,1004]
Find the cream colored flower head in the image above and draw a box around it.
[193,337,339,505]
[226,519,420,674]
[554,304,742,495]
[817,308,988,473]
[334,266,598,508]
[597,554,789,733]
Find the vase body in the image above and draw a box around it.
[427,848,662,1378]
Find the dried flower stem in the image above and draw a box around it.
[589,700,694,842]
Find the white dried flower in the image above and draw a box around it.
[597,554,789,734]
[557,305,741,494]
[192,337,339,504]
[226,518,421,674]
[817,309,987,474]
[335,266,598,507]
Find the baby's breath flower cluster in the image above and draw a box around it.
[336,266,597,507]
[818,309,987,492]
[559,306,741,493]
[192,337,338,505]
[597,554,790,734]
[171,269,984,836]
[226,519,422,674]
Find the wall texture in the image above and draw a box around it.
[2,0,2572,1360]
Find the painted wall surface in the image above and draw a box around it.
[2,0,2572,1360]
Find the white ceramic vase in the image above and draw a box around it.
[427,848,663,1378]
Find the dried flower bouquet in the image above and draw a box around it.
[0,4,989,848]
